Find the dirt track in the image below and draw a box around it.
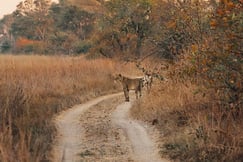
[51,92,169,162]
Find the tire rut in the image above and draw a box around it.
[112,101,169,162]
[51,93,169,162]
[51,93,123,162]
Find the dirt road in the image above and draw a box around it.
[112,102,166,162]
[51,93,168,162]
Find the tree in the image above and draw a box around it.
[0,15,15,52]
[148,0,211,60]
[95,0,153,58]
[48,4,95,54]
[15,0,52,16]
[204,0,243,111]
[10,0,53,53]
[55,5,94,39]
[0,40,11,53]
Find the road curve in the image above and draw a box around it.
[51,92,123,162]
[112,101,169,162]
[51,92,169,162]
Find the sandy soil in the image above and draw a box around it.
[112,101,168,162]
[51,92,169,162]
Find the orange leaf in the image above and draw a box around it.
[210,19,217,28]
[216,9,224,16]
[166,21,176,29]
[191,44,198,52]
[227,1,234,9]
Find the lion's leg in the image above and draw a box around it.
[135,90,138,99]
[123,88,129,102]
[139,82,142,98]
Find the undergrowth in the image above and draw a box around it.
[132,79,243,162]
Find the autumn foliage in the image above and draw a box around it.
[15,37,42,53]
[156,0,243,161]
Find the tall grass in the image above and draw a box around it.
[131,79,243,161]
[0,54,138,161]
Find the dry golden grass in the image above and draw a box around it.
[131,78,243,161]
[0,54,140,162]
[131,79,204,129]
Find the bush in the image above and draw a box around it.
[74,41,92,54]
[0,40,11,53]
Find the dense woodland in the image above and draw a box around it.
[0,0,242,161]
[0,0,242,59]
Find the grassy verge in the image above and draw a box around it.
[0,54,139,162]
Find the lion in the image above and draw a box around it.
[115,74,144,102]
